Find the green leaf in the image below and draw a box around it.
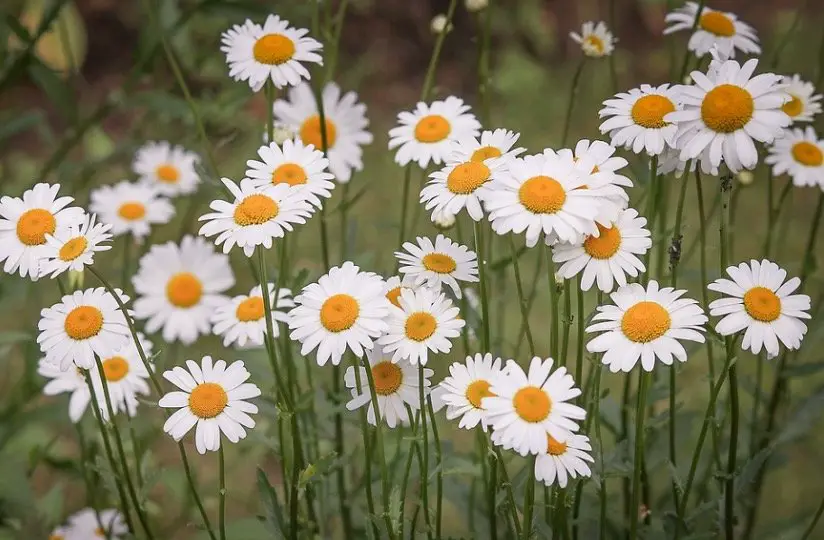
[256,468,286,539]
[297,451,338,489]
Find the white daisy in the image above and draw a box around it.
[211,283,294,348]
[132,235,234,345]
[586,281,708,372]
[67,508,128,539]
[484,357,586,456]
[38,359,88,423]
[665,57,790,173]
[561,140,632,225]
[198,177,313,257]
[780,74,822,124]
[449,129,526,165]
[388,96,481,168]
[220,15,323,92]
[246,139,334,207]
[273,81,374,182]
[89,181,174,241]
[436,352,504,430]
[534,433,594,488]
[570,21,615,58]
[344,347,432,428]
[664,2,759,59]
[599,84,681,156]
[39,213,112,279]
[553,208,651,293]
[159,356,261,454]
[383,275,413,309]
[0,182,83,280]
[708,259,811,357]
[37,287,131,370]
[133,140,201,197]
[765,126,824,188]
[395,234,479,298]
[288,261,389,366]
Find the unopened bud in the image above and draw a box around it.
[431,14,452,35]
[263,122,297,146]
[465,0,488,12]
[431,209,456,230]
[737,170,755,186]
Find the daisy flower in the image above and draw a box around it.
[159,356,261,454]
[665,57,790,173]
[586,281,708,372]
[344,346,432,428]
[37,287,130,370]
[383,275,413,309]
[90,181,174,241]
[67,508,128,539]
[198,178,313,257]
[449,129,526,165]
[599,84,681,156]
[211,283,294,348]
[436,352,504,430]
[562,140,632,223]
[780,74,822,124]
[395,234,479,298]
[273,81,373,182]
[484,357,586,456]
[388,96,481,168]
[288,262,389,366]
[220,15,322,92]
[431,209,456,230]
[39,213,112,279]
[765,127,824,188]
[553,208,651,292]
[378,287,465,365]
[664,2,759,59]
[246,139,334,208]
[534,433,594,488]
[132,235,234,345]
[133,141,201,197]
[708,259,811,357]
[0,182,83,280]
[570,21,615,58]
[38,358,88,422]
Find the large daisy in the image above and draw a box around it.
[664,2,759,59]
[211,283,294,348]
[765,126,824,189]
[39,212,112,279]
[570,21,615,58]
[90,181,174,240]
[708,259,811,357]
[246,139,334,207]
[132,235,234,345]
[395,234,479,298]
[133,140,201,197]
[436,352,504,430]
[599,84,681,156]
[780,74,822,124]
[586,281,708,372]
[534,433,594,488]
[449,129,526,165]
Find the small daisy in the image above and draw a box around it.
[38,358,88,422]
[780,74,822,124]
[388,96,481,168]
[436,352,504,430]
[344,346,432,428]
[599,84,681,156]
[198,178,313,257]
[765,127,824,188]
[666,57,790,173]
[211,283,294,348]
[37,287,130,370]
[708,259,811,357]
[39,213,112,279]
[273,81,374,182]
[220,15,323,92]
[246,139,334,207]
[553,208,651,293]
[664,2,759,59]
[67,508,128,539]
[159,356,261,454]
[449,129,526,165]
[133,141,201,197]
[0,182,83,280]
[132,235,234,345]
[395,234,479,298]
[484,357,586,456]
[586,281,708,372]
[570,21,615,58]
[90,181,174,241]
[378,287,465,365]
[288,262,389,366]
[534,433,594,488]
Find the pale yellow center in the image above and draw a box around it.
[386,287,403,308]
[470,146,502,162]
[16,208,56,245]
[583,224,622,259]
[519,176,567,214]
[373,361,403,396]
[118,202,146,221]
[102,356,129,382]
[156,164,180,183]
[743,286,781,322]
[791,141,824,167]
[422,253,457,274]
[513,386,552,423]
[584,35,605,54]
[621,301,671,343]
[272,163,308,186]
[166,272,203,308]
[404,312,438,341]
[189,382,228,418]
[253,33,295,65]
[300,115,338,149]
[59,236,88,261]
[236,296,265,322]
[699,11,735,37]
[701,84,754,133]
[465,379,495,409]
[414,114,451,143]
[447,161,491,194]
[631,94,676,129]
[320,294,359,332]
[233,194,279,226]
[64,306,104,340]
[782,95,803,117]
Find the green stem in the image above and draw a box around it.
[397,166,412,252]
[575,280,584,384]
[628,370,650,539]
[398,407,420,540]
[332,364,353,538]
[476,0,493,124]
[351,360,378,539]
[477,430,496,540]
[218,445,226,540]
[522,456,537,540]
[642,156,659,285]
[417,364,433,539]
[801,493,824,540]
[560,279,572,367]
[595,368,606,540]
[547,247,560,359]
[474,220,492,350]
[420,0,459,102]
[427,398,444,539]
[75,423,107,535]
[561,59,586,146]
[509,235,535,355]
[675,0,706,82]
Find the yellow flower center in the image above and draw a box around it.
[621,301,671,343]
[782,95,803,117]
[791,141,824,167]
[233,194,279,226]
[701,84,754,133]
[50,535,65,540]
[300,115,338,149]
[386,286,403,308]
[102,356,130,382]
[166,272,203,308]
[465,379,495,409]
[583,224,622,259]
[188,382,228,419]
[252,33,295,65]
[422,253,457,274]
[272,163,308,186]
[94,529,105,537]
[631,94,676,129]
[58,236,88,261]
[699,11,735,37]
[513,386,552,423]
[546,434,568,456]
[447,161,491,194]
[16,208,56,246]
[156,164,180,183]
[320,293,360,332]
[64,305,104,340]
[470,146,502,162]
[519,175,567,214]
[372,361,403,396]
[118,202,146,221]
[236,296,265,322]
[585,35,605,54]
[743,286,781,322]
[404,312,438,342]
[414,114,451,143]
